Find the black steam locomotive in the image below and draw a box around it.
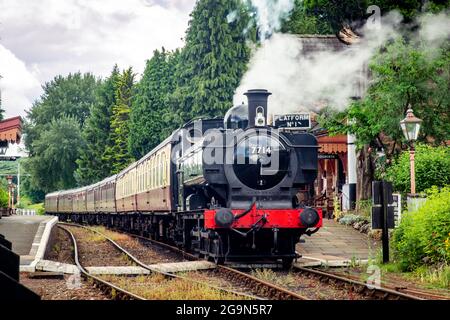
[46,89,322,267]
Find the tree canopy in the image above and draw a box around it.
[283,0,450,34]
[24,116,84,193]
[128,49,179,159]
[24,72,99,155]
[170,0,253,123]
[75,65,120,185]
[103,68,135,174]
[320,36,449,159]
[22,73,99,198]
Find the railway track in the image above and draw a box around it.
[60,222,445,301]
[321,269,449,300]
[292,266,426,300]
[58,225,145,300]
[59,222,307,300]
[110,227,437,300]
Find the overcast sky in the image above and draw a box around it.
[0,0,196,118]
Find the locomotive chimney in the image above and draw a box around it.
[244,89,272,128]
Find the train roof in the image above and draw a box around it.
[116,129,179,177]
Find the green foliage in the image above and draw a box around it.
[299,0,449,32]
[0,187,8,208]
[393,186,450,270]
[24,116,84,193]
[339,214,367,225]
[320,36,450,158]
[23,72,99,196]
[24,72,99,154]
[385,144,450,194]
[282,0,333,34]
[103,68,135,174]
[170,0,253,123]
[302,0,368,31]
[28,202,45,215]
[76,66,121,184]
[128,49,179,159]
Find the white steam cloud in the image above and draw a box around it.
[246,0,295,40]
[234,10,450,115]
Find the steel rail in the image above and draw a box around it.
[324,270,449,300]
[293,266,425,300]
[59,222,261,300]
[58,225,146,300]
[61,222,308,300]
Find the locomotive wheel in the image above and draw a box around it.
[281,258,294,270]
[214,256,225,265]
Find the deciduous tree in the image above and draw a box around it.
[24,116,84,193]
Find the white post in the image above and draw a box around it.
[347,133,357,184]
[347,132,357,210]
[17,161,20,206]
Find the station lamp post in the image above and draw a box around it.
[6,175,13,209]
[400,106,422,194]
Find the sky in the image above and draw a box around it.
[0,0,196,118]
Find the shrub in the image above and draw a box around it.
[385,144,450,194]
[338,214,367,226]
[0,188,8,208]
[393,186,450,271]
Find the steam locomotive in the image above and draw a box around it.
[46,89,322,267]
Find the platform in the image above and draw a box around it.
[0,215,58,271]
[296,219,379,267]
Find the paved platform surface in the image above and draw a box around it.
[296,219,379,266]
[0,215,57,267]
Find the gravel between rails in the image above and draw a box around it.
[20,272,109,300]
[89,226,188,265]
[99,274,252,300]
[45,226,75,264]
[247,269,367,300]
[65,225,135,267]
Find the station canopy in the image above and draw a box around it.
[0,116,22,144]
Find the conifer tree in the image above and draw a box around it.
[128,49,179,159]
[75,65,120,184]
[171,0,253,123]
[103,68,135,174]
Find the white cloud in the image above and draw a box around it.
[0,0,196,117]
[0,45,41,118]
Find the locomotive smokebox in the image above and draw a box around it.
[245,89,272,128]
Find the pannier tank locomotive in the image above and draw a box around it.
[46,89,322,267]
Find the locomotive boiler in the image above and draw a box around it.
[46,89,322,267]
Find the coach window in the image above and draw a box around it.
[142,164,145,191]
[159,154,163,186]
[156,155,160,187]
[161,152,167,185]
[154,156,157,187]
[150,158,154,189]
[140,167,142,192]
[148,160,151,189]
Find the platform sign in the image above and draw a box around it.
[372,181,395,263]
[274,113,311,129]
[392,193,401,227]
